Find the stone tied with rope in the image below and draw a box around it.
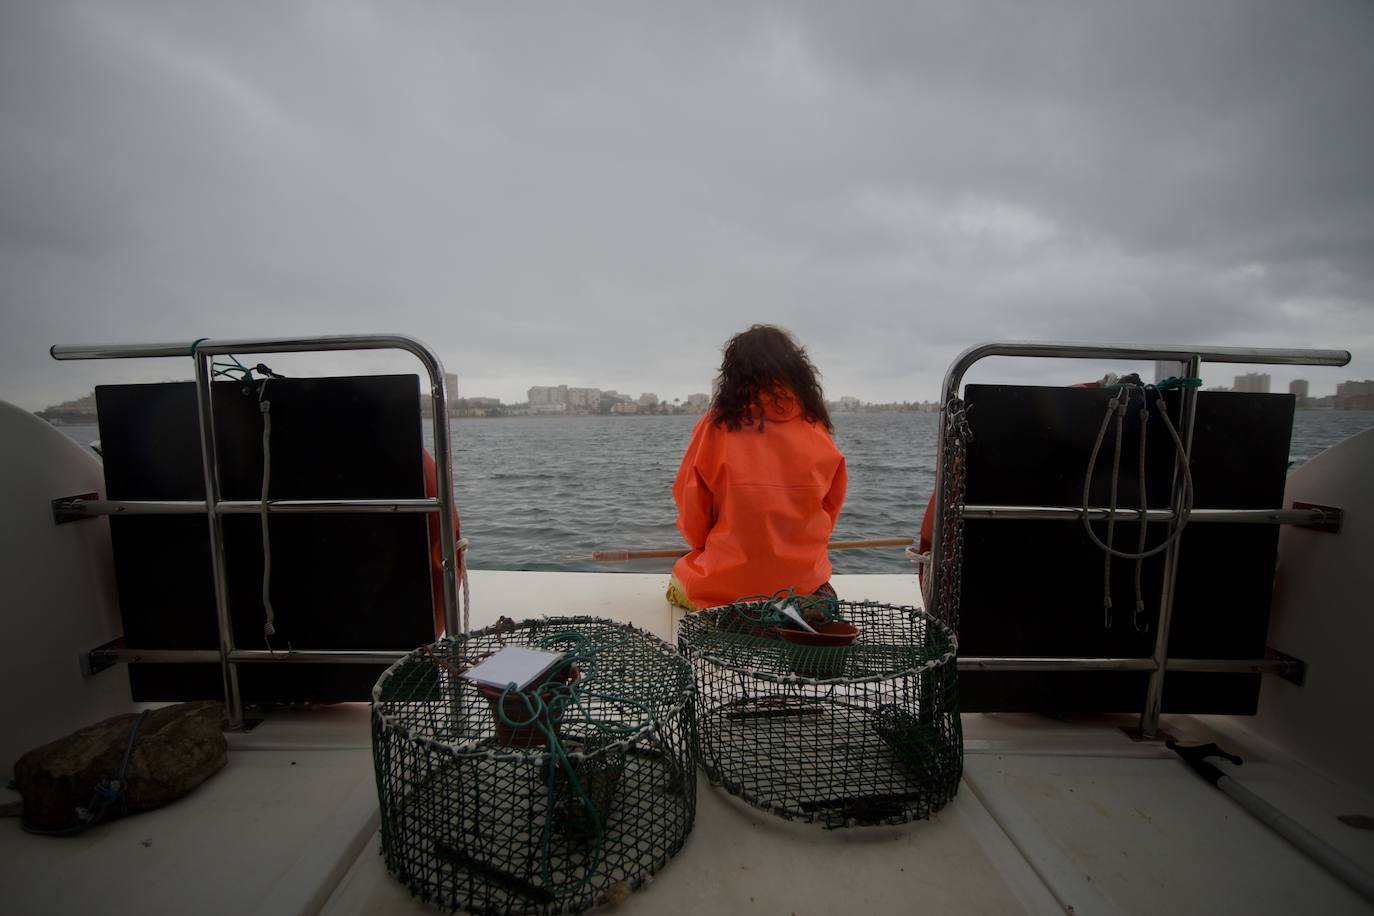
[13,701,227,833]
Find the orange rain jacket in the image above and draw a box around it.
[672,391,847,609]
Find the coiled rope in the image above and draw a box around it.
[1082,381,1197,630]
[730,586,845,629]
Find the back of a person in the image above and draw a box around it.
[669,325,847,611]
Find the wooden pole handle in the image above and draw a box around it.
[591,536,915,562]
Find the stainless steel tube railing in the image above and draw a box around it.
[929,341,1351,738]
[54,498,444,516]
[53,334,461,729]
[54,498,1341,526]
[84,645,1299,676]
[1141,354,1201,735]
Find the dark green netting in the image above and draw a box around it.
[678,600,961,828]
[372,617,696,914]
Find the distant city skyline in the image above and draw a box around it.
[445,345,1374,410]
[456,372,1363,409]
[35,370,1374,425]
[18,363,1370,416]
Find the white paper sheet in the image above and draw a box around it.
[460,646,568,691]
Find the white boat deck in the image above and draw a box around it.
[6,571,1372,915]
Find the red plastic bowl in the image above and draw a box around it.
[474,665,580,748]
[777,621,859,647]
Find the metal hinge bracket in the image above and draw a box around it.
[53,492,100,525]
[1292,502,1342,534]
[1266,647,1307,686]
[81,637,124,677]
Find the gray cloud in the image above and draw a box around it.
[2,0,1371,410]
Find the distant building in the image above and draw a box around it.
[839,396,861,411]
[1155,361,1185,383]
[453,397,502,417]
[36,392,99,424]
[1334,380,1374,410]
[1289,379,1310,407]
[686,393,710,412]
[638,392,659,408]
[566,387,601,410]
[528,384,642,413]
[528,385,565,406]
[1234,372,1271,394]
[611,402,640,414]
[445,373,459,401]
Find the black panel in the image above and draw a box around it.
[96,376,433,703]
[956,385,1292,714]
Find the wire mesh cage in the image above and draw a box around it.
[372,617,696,914]
[678,600,961,828]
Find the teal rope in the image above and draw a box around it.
[730,586,844,629]
[1155,376,1202,390]
[485,629,653,896]
[211,357,254,381]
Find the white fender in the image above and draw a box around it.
[1258,426,1374,794]
[0,401,131,773]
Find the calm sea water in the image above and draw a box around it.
[58,408,1373,575]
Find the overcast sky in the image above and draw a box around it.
[2,1,1372,410]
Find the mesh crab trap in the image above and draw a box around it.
[678,600,961,828]
[371,617,696,914]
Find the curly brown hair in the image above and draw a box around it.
[711,324,833,432]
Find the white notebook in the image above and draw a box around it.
[461,646,569,691]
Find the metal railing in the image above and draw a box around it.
[52,335,461,729]
[929,342,1351,737]
[81,643,1302,680]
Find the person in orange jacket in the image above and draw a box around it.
[667,325,848,611]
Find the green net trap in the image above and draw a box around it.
[678,600,961,828]
[371,617,696,914]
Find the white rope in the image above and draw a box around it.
[1082,385,1195,628]
[1102,390,1126,627]
[455,536,471,637]
[1082,387,1193,561]
[258,379,277,645]
[1133,391,1150,632]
